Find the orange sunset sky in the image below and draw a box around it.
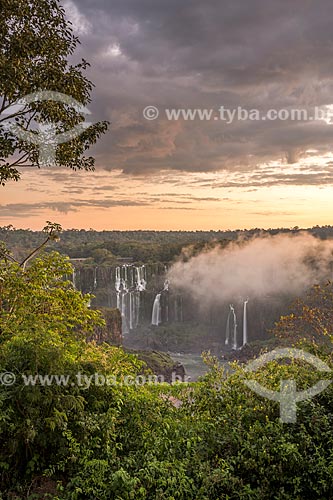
[2,0,333,231]
[2,160,333,230]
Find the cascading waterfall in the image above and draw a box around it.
[72,263,185,331]
[93,267,98,289]
[122,278,128,294]
[115,267,121,292]
[151,293,162,325]
[225,306,232,345]
[225,301,248,350]
[129,292,133,330]
[150,278,171,326]
[135,293,140,328]
[135,265,147,291]
[242,299,248,347]
[164,281,169,321]
[113,265,149,333]
[121,293,129,334]
[230,305,238,350]
[123,269,127,289]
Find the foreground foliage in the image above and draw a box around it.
[1,252,333,498]
[0,0,108,185]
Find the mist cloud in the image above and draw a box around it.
[168,233,333,305]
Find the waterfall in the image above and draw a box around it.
[242,299,248,347]
[151,293,162,325]
[121,293,129,334]
[225,306,232,345]
[135,293,140,328]
[115,267,121,292]
[124,265,128,288]
[129,292,133,330]
[93,267,98,289]
[72,268,76,289]
[135,265,146,291]
[230,305,238,350]
[113,265,149,331]
[122,278,128,293]
[135,266,140,286]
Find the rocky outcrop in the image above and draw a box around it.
[125,349,186,383]
[221,337,282,364]
[90,307,122,345]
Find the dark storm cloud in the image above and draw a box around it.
[0,199,149,217]
[66,0,333,184]
[0,193,223,217]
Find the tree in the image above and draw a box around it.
[272,282,333,347]
[0,246,144,493]
[0,220,62,268]
[0,0,109,185]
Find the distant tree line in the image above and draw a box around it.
[1,225,333,265]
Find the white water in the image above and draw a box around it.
[93,267,98,289]
[129,292,133,330]
[135,293,140,328]
[122,279,128,293]
[225,306,231,345]
[115,267,121,292]
[76,264,155,335]
[113,265,148,332]
[230,305,238,350]
[225,300,249,350]
[135,266,147,291]
[242,299,248,347]
[121,292,129,334]
[151,293,162,325]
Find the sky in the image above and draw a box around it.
[2,0,333,230]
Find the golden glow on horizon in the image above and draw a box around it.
[1,159,333,230]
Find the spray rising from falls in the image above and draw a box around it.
[168,233,333,305]
[168,233,333,348]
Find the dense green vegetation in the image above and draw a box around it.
[1,240,333,498]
